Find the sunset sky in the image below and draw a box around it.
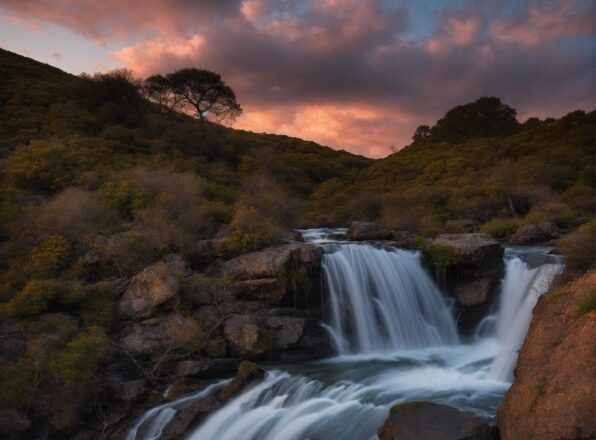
[0,0,594,157]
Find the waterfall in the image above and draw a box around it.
[322,244,459,354]
[487,254,562,381]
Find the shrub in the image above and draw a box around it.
[29,234,73,277]
[49,326,113,390]
[229,204,282,252]
[576,289,596,317]
[2,279,65,318]
[37,188,118,241]
[480,218,517,239]
[99,180,148,218]
[0,358,36,408]
[557,219,596,272]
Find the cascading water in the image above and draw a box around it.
[322,245,458,353]
[127,233,563,440]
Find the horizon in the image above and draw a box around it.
[0,0,594,157]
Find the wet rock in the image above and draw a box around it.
[509,221,559,244]
[0,409,32,440]
[118,257,188,320]
[346,221,393,240]
[497,270,596,440]
[158,394,218,440]
[378,402,498,440]
[424,233,504,332]
[223,314,268,356]
[267,316,306,349]
[0,320,26,362]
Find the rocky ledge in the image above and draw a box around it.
[497,270,596,440]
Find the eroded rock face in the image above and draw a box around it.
[346,221,393,241]
[424,233,504,332]
[223,314,267,356]
[509,221,559,244]
[118,257,189,320]
[378,402,498,440]
[497,271,596,440]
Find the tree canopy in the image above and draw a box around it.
[413,96,521,144]
[145,68,242,127]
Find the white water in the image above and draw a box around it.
[128,235,562,440]
[323,245,459,353]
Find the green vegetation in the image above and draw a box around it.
[576,290,596,317]
[557,220,596,273]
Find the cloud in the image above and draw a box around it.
[2,0,594,156]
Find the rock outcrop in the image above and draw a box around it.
[424,233,504,332]
[346,221,393,240]
[118,256,189,320]
[497,270,596,440]
[509,221,559,244]
[378,402,498,440]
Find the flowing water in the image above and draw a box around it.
[127,230,562,440]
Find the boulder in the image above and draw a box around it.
[231,278,286,304]
[378,402,498,440]
[509,221,559,244]
[184,238,235,269]
[120,313,203,356]
[118,257,188,320]
[497,270,596,440]
[223,314,268,356]
[346,221,393,240]
[218,361,265,402]
[0,320,26,362]
[424,234,504,332]
[266,316,306,349]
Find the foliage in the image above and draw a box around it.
[480,218,518,239]
[576,289,596,317]
[2,279,65,318]
[557,220,596,272]
[145,68,242,126]
[29,234,73,277]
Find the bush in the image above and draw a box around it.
[557,219,596,272]
[2,279,65,318]
[576,289,596,316]
[0,358,36,408]
[29,234,73,277]
[37,188,118,241]
[480,218,518,238]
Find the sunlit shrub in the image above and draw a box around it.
[2,279,65,318]
[480,218,518,239]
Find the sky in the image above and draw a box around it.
[0,0,594,157]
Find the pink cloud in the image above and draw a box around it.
[491,0,593,47]
[426,14,483,54]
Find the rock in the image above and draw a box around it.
[222,244,320,279]
[184,238,235,270]
[115,379,147,401]
[231,278,286,304]
[223,314,268,356]
[424,234,504,332]
[120,313,203,356]
[509,221,559,244]
[378,402,498,440]
[346,221,393,240]
[266,316,306,349]
[390,231,419,249]
[175,358,239,378]
[158,394,218,440]
[218,361,265,402]
[118,258,187,320]
[455,277,493,306]
[0,409,32,440]
[0,320,26,362]
[497,271,596,440]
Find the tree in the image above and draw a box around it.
[430,96,520,143]
[412,125,432,142]
[145,68,242,127]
